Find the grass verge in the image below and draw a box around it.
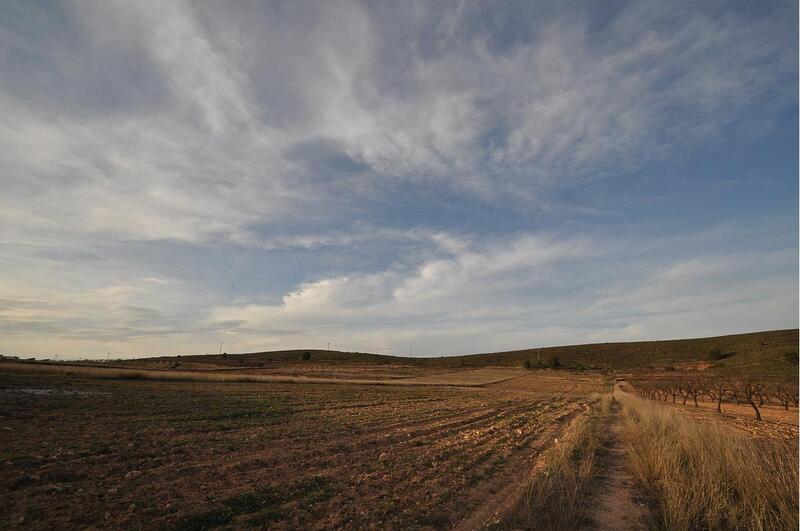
[618,391,798,530]
[500,394,611,530]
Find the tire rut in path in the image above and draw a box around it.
[580,399,648,531]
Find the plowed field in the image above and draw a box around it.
[0,368,604,530]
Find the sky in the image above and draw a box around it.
[0,0,797,359]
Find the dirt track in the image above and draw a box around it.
[580,397,648,530]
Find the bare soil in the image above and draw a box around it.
[453,403,589,530]
[0,368,603,530]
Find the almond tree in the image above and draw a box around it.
[683,378,702,407]
[727,377,763,421]
[654,382,669,402]
[676,378,690,405]
[706,377,728,413]
[772,382,792,411]
[666,382,680,403]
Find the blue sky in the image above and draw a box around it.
[0,0,797,358]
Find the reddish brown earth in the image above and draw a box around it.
[0,368,603,530]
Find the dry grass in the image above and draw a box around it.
[501,393,612,530]
[0,362,521,387]
[617,391,798,530]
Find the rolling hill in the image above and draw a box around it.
[142,329,798,378]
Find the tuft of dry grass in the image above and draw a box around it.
[618,391,798,530]
[501,394,612,530]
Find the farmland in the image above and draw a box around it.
[0,367,603,530]
[1,334,797,530]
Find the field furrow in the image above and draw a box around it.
[0,369,602,530]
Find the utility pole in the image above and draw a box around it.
[219,342,223,355]
[409,346,413,356]
[537,348,540,364]
[327,342,330,351]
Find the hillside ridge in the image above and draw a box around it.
[143,329,798,377]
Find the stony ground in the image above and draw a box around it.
[0,369,602,530]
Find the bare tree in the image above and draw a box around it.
[772,382,792,411]
[727,378,763,421]
[683,378,702,407]
[706,377,728,414]
[675,378,690,405]
[666,381,680,403]
[656,382,669,402]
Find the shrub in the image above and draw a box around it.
[302,351,311,361]
[709,349,735,361]
[782,352,799,364]
[524,359,531,369]
[548,356,561,368]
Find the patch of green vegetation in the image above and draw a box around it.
[130,393,295,434]
[175,476,331,531]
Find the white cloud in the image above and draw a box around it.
[207,234,592,327]
[202,234,797,356]
[0,1,795,357]
[2,1,794,245]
